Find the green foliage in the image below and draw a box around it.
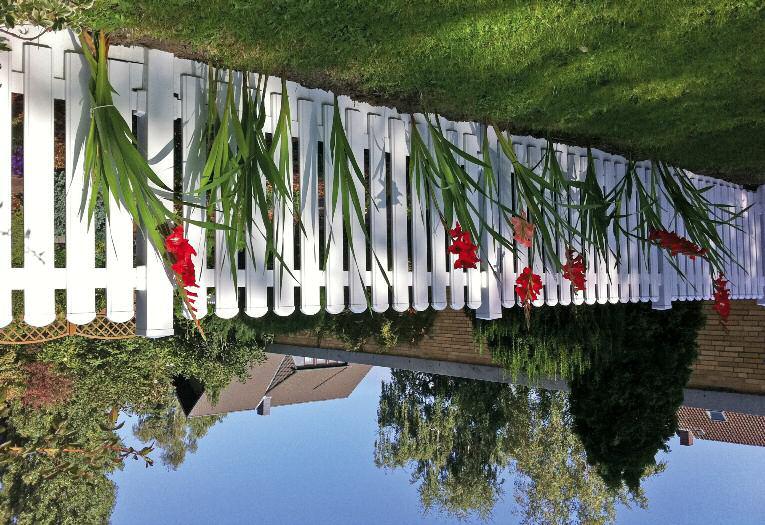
[478,304,609,382]
[376,370,642,522]
[0,0,93,50]
[568,302,704,492]
[199,71,293,283]
[0,315,268,522]
[326,308,436,351]
[79,30,184,260]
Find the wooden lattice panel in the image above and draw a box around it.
[0,315,135,345]
[75,316,136,340]
[0,318,70,345]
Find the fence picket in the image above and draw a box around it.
[498,132,516,309]
[556,145,572,306]
[411,120,429,311]
[323,103,344,314]
[389,117,409,312]
[104,59,137,323]
[271,89,296,316]
[136,49,175,337]
[368,113,389,312]
[180,73,208,319]
[64,52,95,325]
[476,128,502,319]
[594,154,608,304]
[346,108,367,313]
[23,44,55,327]
[298,98,321,314]
[464,132,482,309]
[446,128,466,310]
[0,50,11,328]
[513,141,530,306]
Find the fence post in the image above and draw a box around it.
[135,50,175,337]
[757,185,765,307]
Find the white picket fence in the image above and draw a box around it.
[1,29,764,337]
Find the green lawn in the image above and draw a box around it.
[88,1,765,183]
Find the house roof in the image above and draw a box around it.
[677,406,765,447]
[186,353,371,417]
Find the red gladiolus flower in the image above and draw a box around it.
[448,222,480,270]
[515,266,543,305]
[712,273,731,324]
[562,247,586,292]
[165,225,199,314]
[510,211,534,248]
[648,229,707,260]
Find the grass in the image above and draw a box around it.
[84,1,764,184]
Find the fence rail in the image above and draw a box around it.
[1,29,763,337]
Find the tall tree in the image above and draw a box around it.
[569,303,703,491]
[375,370,640,523]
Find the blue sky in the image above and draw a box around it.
[112,367,765,524]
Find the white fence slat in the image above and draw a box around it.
[64,52,95,324]
[498,132,515,309]
[368,113,389,312]
[575,152,597,305]
[428,122,448,311]
[136,49,175,337]
[742,190,754,298]
[723,183,736,295]
[0,50,11,328]
[271,90,296,316]
[528,142,546,307]
[411,121,429,311]
[213,73,241,319]
[476,128,502,319]
[513,142,530,306]
[244,75,271,319]
[389,117,409,312]
[736,186,747,297]
[692,176,708,299]
[647,166,660,301]
[635,164,651,301]
[615,161,630,303]
[464,132,482,309]
[568,150,585,305]
[446,129,466,310]
[603,159,620,303]
[556,146,571,306]
[626,162,640,303]
[180,73,208,319]
[744,189,757,298]
[323,103,344,314]
[23,44,56,327]
[654,169,675,309]
[542,143,559,307]
[104,59,137,323]
[346,108,367,312]
[756,187,764,300]
[298,98,321,314]
[594,155,608,304]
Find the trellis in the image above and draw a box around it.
[1,29,763,338]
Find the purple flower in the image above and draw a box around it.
[11,146,23,177]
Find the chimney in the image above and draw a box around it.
[677,429,694,446]
[257,396,272,416]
